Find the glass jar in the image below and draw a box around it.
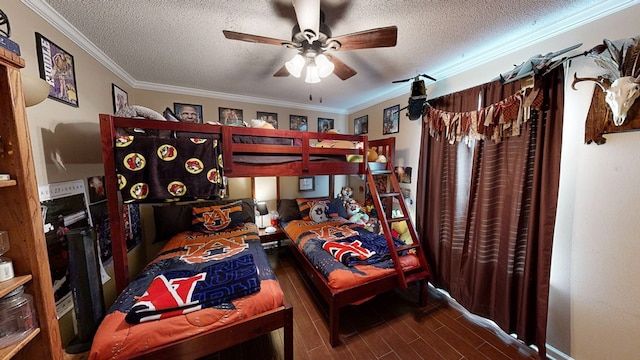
[0,286,38,349]
[269,210,280,226]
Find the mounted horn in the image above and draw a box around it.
[571,73,610,91]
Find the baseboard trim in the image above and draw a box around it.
[431,285,574,360]
[546,344,573,360]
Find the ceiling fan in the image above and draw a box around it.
[222,0,397,82]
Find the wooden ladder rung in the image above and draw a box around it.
[379,192,400,198]
[396,243,420,252]
[371,170,392,175]
[389,216,409,223]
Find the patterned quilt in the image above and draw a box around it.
[114,134,225,202]
[89,223,284,359]
[284,218,420,291]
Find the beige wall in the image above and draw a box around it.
[7,0,640,358]
[5,0,347,347]
[350,6,640,359]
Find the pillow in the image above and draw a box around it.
[249,119,275,129]
[192,201,245,233]
[115,105,165,120]
[327,197,348,219]
[296,198,329,221]
[309,202,329,223]
[277,199,302,222]
[153,198,255,243]
[153,204,193,243]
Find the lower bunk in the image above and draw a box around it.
[282,211,428,347]
[90,222,293,359]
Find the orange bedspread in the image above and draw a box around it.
[90,223,284,359]
[284,218,419,290]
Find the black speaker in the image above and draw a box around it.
[65,227,105,354]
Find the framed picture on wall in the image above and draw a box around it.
[298,176,315,191]
[35,32,79,107]
[111,84,128,114]
[354,115,368,135]
[383,105,400,135]
[290,115,308,131]
[257,111,278,128]
[318,117,334,133]
[395,166,412,183]
[219,107,244,126]
[174,103,203,123]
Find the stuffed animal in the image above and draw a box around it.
[346,199,369,225]
[339,186,353,210]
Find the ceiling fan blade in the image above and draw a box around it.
[223,30,292,46]
[273,65,290,77]
[330,26,398,51]
[292,0,320,41]
[329,55,356,80]
[392,78,412,83]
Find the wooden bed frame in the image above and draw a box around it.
[98,114,371,357]
[99,114,369,291]
[283,137,429,347]
[285,236,427,347]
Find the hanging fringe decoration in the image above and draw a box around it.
[424,83,543,144]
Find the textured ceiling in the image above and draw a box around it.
[28,0,631,113]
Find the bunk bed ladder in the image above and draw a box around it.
[365,163,430,290]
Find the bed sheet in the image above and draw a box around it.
[284,218,419,291]
[90,223,284,359]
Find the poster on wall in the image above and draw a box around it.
[35,32,79,107]
[39,180,92,318]
[395,166,412,183]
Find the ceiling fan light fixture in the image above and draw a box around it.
[305,64,321,84]
[285,53,305,78]
[315,54,334,78]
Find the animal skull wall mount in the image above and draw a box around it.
[572,36,640,126]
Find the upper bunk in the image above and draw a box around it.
[99,113,370,180]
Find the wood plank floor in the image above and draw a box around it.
[200,247,540,360]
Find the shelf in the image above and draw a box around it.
[0,46,63,359]
[0,328,40,360]
[0,275,32,298]
[0,180,16,188]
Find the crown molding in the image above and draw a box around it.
[348,0,639,113]
[23,0,639,116]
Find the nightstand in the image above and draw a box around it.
[258,226,286,246]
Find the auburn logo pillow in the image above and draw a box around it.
[296,198,329,221]
[192,200,244,233]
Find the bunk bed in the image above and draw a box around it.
[97,114,428,352]
[98,114,365,359]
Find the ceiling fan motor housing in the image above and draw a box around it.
[291,22,332,46]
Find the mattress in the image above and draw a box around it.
[89,223,284,359]
[284,218,420,290]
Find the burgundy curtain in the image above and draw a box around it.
[416,68,564,358]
